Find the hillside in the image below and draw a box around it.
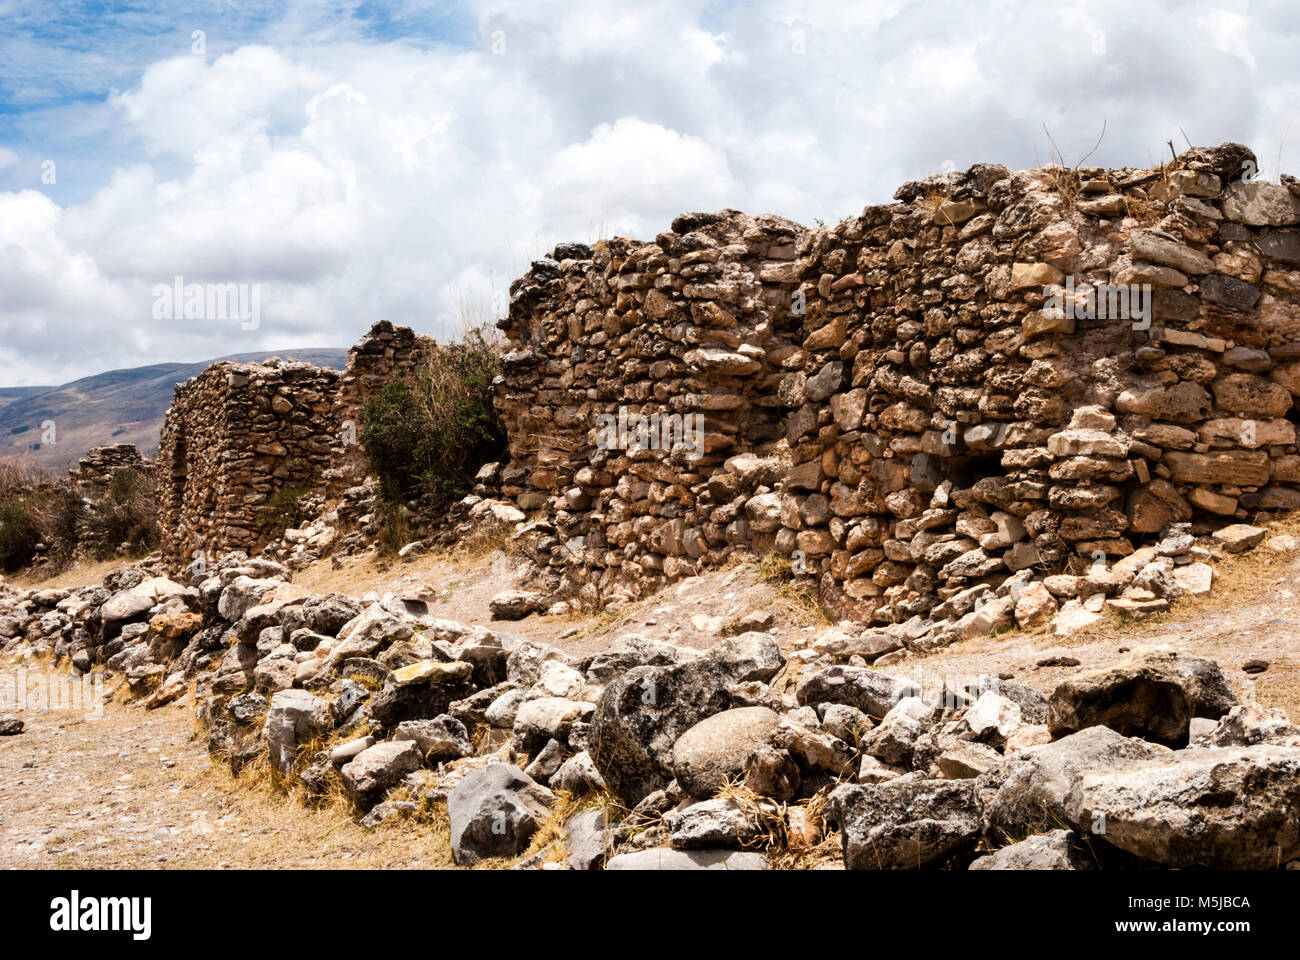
[0,349,347,471]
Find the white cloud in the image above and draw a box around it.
[0,0,1296,386]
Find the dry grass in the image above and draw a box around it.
[755,551,832,626]
[1041,120,1107,212]
[923,186,952,220]
[714,778,789,850]
[7,557,125,589]
[1122,192,1165,227]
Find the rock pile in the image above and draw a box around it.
[4,559,1296,871]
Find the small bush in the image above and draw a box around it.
[360,327,505,511]
[28,486,82,556]
[84,466,159,558]
[0,495,37,571]
[0,460,45,571]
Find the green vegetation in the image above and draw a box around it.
[360,326,505,513]
[0,461,160,571]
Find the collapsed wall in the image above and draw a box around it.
[66,443,152,498]
[496,142,1300,622]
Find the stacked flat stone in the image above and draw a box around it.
[494,143,1300,625]
[496,211,805,607]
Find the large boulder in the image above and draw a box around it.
[340,740,424,812]
[302,593,363,636]
[565,808,611,870]
[553,750,608,794]
[513,697,595,752]
[210,641,260,694]
[589,636,785,804]
[1191,703,1300,748]
[586,634,695,684]
[859,697,931,767]
[393,716,473,762]
[828,778,981,869]
[1065,746,1300,869]
[311,606,414,679]
[671,707,781,799]
[505,640,579,687]
[99,588,156,626]
[978,725,1171,839]
[447,763,556,865]
[369,660,475,729]
[1047,645,1236,746]
[969,830,1094,870]
[795,666,921,719]
[217,576,281,622]
[261,686,332,770]
[662,798,766,848]
[706,632,786,683]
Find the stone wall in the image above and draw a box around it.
[495,143,1300,621]
[157,324,438,569]
[496,212,805,606]
[66,443,152,498]
[158,359,343,568]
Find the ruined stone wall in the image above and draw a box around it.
[158,360,343,568]
[66,443,152,498]
[496,143,1300,619]
[495,212,805,605]
[156,324,439,568]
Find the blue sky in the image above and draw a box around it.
[1,0,1298,385]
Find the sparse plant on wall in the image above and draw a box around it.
[83,466,160,558]
[360,325,506,515]
[258,486,312,539]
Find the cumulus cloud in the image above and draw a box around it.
[0,0,1296,385]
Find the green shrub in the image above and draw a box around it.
[0,495,37,571]
[360,327,505,511]
[83,466,159,558]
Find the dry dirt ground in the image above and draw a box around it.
[2,536,1298,869]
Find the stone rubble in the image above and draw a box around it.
[3,545,1298,871]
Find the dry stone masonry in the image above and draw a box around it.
[495,142,1300,633]
[66,443,152,497]
[157,322,437,569]
[497,213,805,607]
[158,359,344,568]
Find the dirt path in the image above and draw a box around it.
[0,688,459,869]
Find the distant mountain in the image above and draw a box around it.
[0,349,348,472]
